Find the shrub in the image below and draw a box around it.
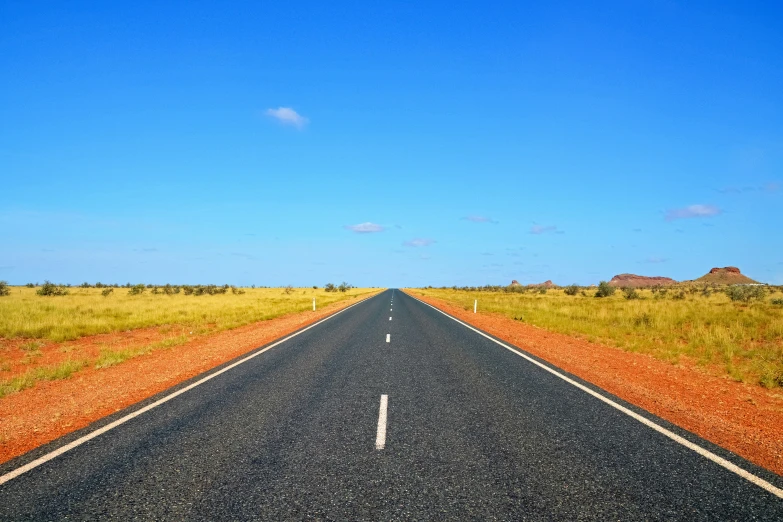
[771,298,783,306]
[182,285,194,295]
[101,288,114,297]
[231,286,245,295]
[80,282,91,288]
[324,283,336,292]
[25,283,35,288]
[338,282,352,293]
[725,285,765,303]
[0,281,10,296]
[128,284,146,296]
[595,281,615,298]
[36,281,69,296]
[671,291,686,300]
[284,285,294,295]
[622,287,640,300]
[537,287,547,294]
[564,284,579,296]
[633,313,653,327]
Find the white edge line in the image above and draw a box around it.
[0,291,383,486]
[375,394,388,450]
[406,292,783,500]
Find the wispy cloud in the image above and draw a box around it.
[642,257,667,263]
[463,215,498,224]
[530,225,558,235]
[403,238,435,247]
[345,222,385,233]
[265,107,309,129]
[717,182,780,194]
[665,204,721,221]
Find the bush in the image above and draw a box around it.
[537,287,547,294]
[128,284,146,295]
[564,284,579,296]
[622,287,640,300]
[671,290,686,300]
[338,282,352,293]
[36,281,69,296]
[725,285,765,303]
[324,283,336,292]
[25,283,35,288]
[595,281,615,298]
[231,286,245,295]
[284,285,294,295]
[101,288,114,297]
[771,298,783,306]
[0,281,10,296]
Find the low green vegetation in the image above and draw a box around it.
[409,284,783,389]
[0,360,88,398]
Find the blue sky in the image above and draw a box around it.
[2,1,782,287]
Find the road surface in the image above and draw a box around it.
[1,289,781,519]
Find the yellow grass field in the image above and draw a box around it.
[0,286,379,342]
[407,286,783,388]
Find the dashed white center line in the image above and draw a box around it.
[386,334,390,343]
[375,394,388,450]
[389,317,392,321]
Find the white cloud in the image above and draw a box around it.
[530,225,557,235]
[665,204,721,221]
[265,107,309,129]
[344,222,385,233]
[403,238,435,247]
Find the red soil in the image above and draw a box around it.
[406,290,783,476]
[0,294,379,464]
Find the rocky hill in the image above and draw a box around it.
[608,274,677,288]
[695,267,759,285]
[528,280,557,288]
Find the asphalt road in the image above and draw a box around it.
[1,289,781,520]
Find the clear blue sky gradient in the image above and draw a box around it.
[2,1,782,286]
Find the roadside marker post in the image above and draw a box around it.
[313,298,316,311]
[474,300,477,313]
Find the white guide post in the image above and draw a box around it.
[313,297,316,311]
[474,299,477,313]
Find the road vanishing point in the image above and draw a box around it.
[1,289,781,519]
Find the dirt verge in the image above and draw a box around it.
[0,292,380,464]
[406,290,783,476]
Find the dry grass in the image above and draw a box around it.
[407,286,783,388]
[0,287,377,342]
[0,287,381,398]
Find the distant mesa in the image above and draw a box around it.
[695,266,759,285]
[608,274,677,288]
[509,280,521,287]
[528,280,557,288]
